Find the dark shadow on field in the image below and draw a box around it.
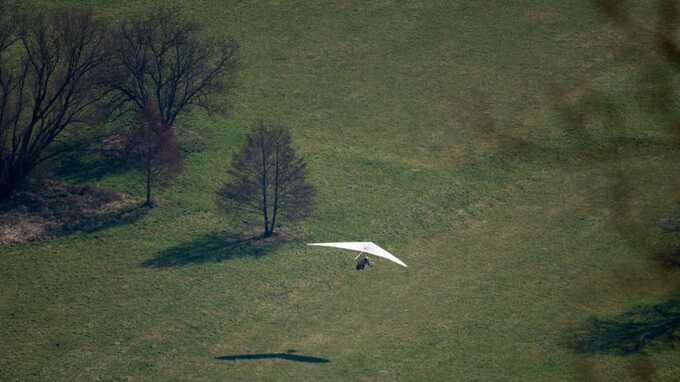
[142,232,284,268]
[0,182,148,244]
[216,350,329,364]
[48,202,149,237]
[653,250,680,270]
[569,299,680,356]
[656,206,680,270]
[52,151,129,184]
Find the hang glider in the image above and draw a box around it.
[307,242,408,268]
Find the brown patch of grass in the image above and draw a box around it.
[525,8,559,23]
[142,332,166,343]
[0,181,142,244]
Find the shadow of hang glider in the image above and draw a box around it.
[215,350,329,364]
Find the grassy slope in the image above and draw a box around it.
[2,1,680,380]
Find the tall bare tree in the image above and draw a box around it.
[217,123,315,237]
[106,4,239,128]
[0,7,110,200]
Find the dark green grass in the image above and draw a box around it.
[2,1,680,381]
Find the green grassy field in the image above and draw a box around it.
[2,1,680,380]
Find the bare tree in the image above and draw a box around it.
[124,103,181,207]
[217,123,315,237]
[0,7,110,200]
[106,4,239,128]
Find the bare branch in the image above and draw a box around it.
[0,7,110,200]
[106,5,239,128]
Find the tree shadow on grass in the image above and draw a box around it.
[52,152,129,184]
[47,203,150,237]
[568,299,680,356]
[215,350,329,364]
[142,232,285,268]
[655,205,680,270]
[0,182,148,244]
[653,250,680,270]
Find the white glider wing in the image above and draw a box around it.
[307,242,408,267]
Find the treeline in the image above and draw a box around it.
[0,2,313,237]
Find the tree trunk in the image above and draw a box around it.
[260,134,270,237]
[0,164,28,202]
[145,163,152,207]
[144,121,153,207]
[0,178,18,201]
[269,144,280,237]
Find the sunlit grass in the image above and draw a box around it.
[2,1,680,381]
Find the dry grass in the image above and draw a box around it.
[0,181,141,244]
